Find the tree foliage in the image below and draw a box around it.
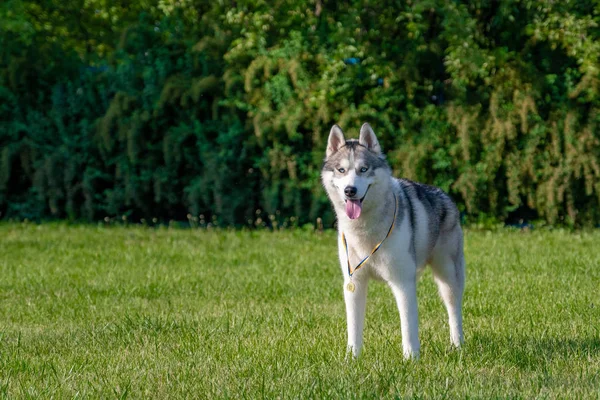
[1,0,599,226]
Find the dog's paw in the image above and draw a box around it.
[450,333,464,348]
[403,348,420,360]
[345,345,361,361]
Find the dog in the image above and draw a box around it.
[321,123,465,359]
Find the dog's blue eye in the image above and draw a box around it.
[360,167,368,173]
[338,168,346,173]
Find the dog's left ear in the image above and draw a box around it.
[359,123,382,155]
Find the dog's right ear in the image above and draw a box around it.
[326,125,346,157]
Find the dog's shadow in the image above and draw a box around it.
[470,333,600,370]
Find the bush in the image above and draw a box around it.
[1,0,599,227]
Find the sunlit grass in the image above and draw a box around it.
[1,223,599,398]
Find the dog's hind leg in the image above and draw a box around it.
[344,277,369,358]
[431,243,465,347]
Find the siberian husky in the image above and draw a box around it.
[321,123,465,359]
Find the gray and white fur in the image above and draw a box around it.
[321,123,465,359]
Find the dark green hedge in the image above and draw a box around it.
[1,1,599,227]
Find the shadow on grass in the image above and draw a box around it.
[471,333,600,370]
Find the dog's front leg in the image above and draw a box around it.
[387,268,420,359]
[343,278,368,358]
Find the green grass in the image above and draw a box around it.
[1,223,599,398]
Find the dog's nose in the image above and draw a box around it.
[344,186,358,198]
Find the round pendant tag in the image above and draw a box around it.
[346,282,356,292]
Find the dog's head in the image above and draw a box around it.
[321,123,391,220]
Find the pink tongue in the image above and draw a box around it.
[345,199,362,219]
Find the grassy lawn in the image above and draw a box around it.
[1,223,599,398]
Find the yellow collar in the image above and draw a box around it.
[341,193,398,277]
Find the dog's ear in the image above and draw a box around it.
[359,123,382,155]
[326,125,346,157]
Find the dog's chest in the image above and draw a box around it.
[341,218,413,275]
[343,229,397,263]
